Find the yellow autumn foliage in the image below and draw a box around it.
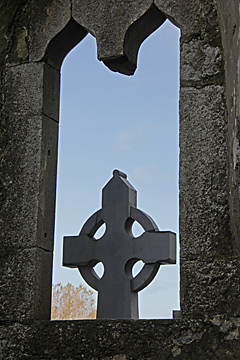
[51,283,96,320]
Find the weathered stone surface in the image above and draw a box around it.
[1,62,59,253]
[73,0,166,74]
[29,0,71,63]
[42,63,60,121]
[181,259,240,318]
[0,113,58,251]
[4,63,44,115]
[0,0,31,66]
[1,114,42,249]
[42,18,88,70]
[4,62,60,120]
[156,0,218,35]
[181,40,223,84]
[1,319,240,359]
[0,248,52,321]
[37,115,58,251]
[154,0,180,27]
[73,0,152,57]
[216,0,240,254]
[180,85,231,260]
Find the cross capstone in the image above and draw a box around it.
[63,170,176,319]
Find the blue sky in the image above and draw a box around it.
[52,19,180,319]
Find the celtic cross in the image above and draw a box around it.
[63,170,176,319]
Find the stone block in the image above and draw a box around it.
[0,114,58,251]
[42,18,88,70]
[29,0,71,63]
[43,63,60,121]
[155,0,217,35]
[0,1,31,65]
[1,319,240,359]
[181,259,240,317]
[4,63,45,116]
[181,40,223,84]
[73,0,166,74]
[217,0,240,253]
[0,113,42,250]
[154,0,181,28]
[73,0,152,57]
[179,85,233,260]
[37,115,58,251]
[4,62,60,121]
[0,2,11,55]
[0,248,52,321]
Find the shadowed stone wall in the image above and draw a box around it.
[0,0,239,358]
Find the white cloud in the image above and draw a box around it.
[115,130,134,151]
[130,164,168,184]
[115,122,163,151]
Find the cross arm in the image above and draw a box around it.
[63,234,101,268]
[132,231,176,265]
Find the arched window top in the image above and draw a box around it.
[40,3,179,74]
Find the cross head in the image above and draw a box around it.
[63,170,176,319]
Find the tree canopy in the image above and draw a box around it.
[51,283,96,320]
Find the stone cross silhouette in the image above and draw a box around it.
[63,170,176,319]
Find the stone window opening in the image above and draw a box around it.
[50,15,180,319]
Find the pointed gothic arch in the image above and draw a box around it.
[4,4,178,320]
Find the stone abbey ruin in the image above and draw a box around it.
[0,0,240,358]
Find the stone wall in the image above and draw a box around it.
[1,319,240,359]
[0,0,239,358]
[217,0,240,254]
